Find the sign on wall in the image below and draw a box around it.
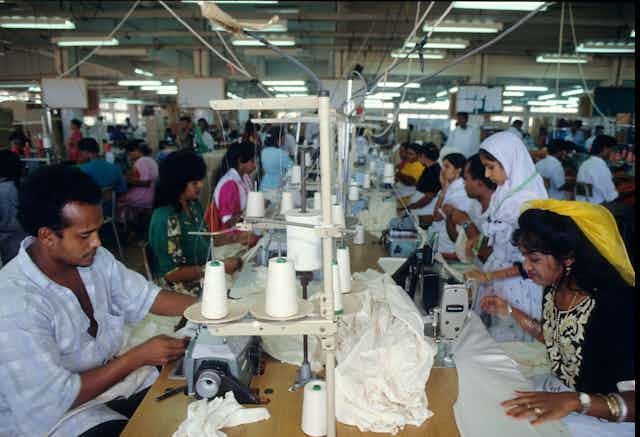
[455,85,503,114]
[178,78,225,108]
[42,78,88,109]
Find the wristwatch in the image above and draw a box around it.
[461,220,472,231]
[578,392,591,415]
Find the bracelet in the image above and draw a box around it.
[610,393,627,422]
[599,394,620,420]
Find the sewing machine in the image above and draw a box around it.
[183,327,262,403]
[383,216,420,257]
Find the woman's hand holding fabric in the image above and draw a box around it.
[479,295,508,316]
[501,391,580,425]
[465,269,492,283]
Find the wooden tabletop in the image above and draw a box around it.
[122,234,461,437]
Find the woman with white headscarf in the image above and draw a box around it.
[464,131,548,342]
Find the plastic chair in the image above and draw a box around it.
[101,187,125,261]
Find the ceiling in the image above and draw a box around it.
[0,1,635,106]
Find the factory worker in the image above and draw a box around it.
[441,112,480,158]
[0,165,196,437]
[406,143,441,221]
[394,142,425,200]
[210,141,257,229]
[259,126,293,194]
[355,127,369,161]
[507,119,524,138]
[482,201,635,434]
[194,118,215,154]
[283,125,297,157]
[427,152,478,255]
[150,151,245,296]
[464,131,548,342]
[585,125,604,152]
[576,135,618,205]
[535,139,570,200]
[441,153,496,266]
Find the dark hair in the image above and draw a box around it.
[512,209,630,294]
[179,116,191,123]
[406,143,421,153]
[479,148,498,162]
[594,125,604,131]
[466,154,496,190]
[512,119,523,127]
[245,119,255,136]
[591,135,616,156]
[0,150,23,187]
[125,139,152,156]
[418,142,439,162]
[456,112,469,119]
[263,126,282,148]
[71,118,82,128]
[197,118,208,127]
[18,164,101,235]
[154,150,206,210]
[212,141,257,187]
[547,139,566,156]
[442,152,466,170]
[78,137,100,154]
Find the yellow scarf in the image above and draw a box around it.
[521,199,635,286]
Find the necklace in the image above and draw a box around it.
[552,282,579,344]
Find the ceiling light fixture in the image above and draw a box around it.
[157,89,178,95]
[140,85,177,91]
[269,86,307,92]
[377,81,420,89]
[416,97,426,102]
[561,88,585,97]
[231,37,295,47]
[422,21,502,33]
[631,30,635,38]
[0,16,75,29]
[576,42,635,53]
[0,83,36,89]
[451,2,547,11]
[505,85,549,92]
[449,86,459,93]
[390,50,446,59]
[210,19,286,32]
[405,39,468,49]
[436,90,448,97]
[503,91,525,97]
[503,99,512,104]
[262,80,305,86]
[118,80,162,86]
[52,37,119,47]
[134,68,154,77]
[538,93,557,100]
[503,105,524,112]
[536,54,590,64]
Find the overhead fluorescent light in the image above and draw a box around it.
[227,92,241,99]
[134,68,154,77]
[503,105,524,112]
[101,98,149,104]
[118,80,162,86]
[436,90,448,97]
[505,85,548,92]
[406,39,468,49]
[269,86,307,92]
[211,19,286,32]
[275,93,289,98]
[536,53,590,64]
[503,99,512,104]
[538,93,556,100]
[503,91,524,97]
[527,100,556,106]
[377,81,420,89]
[368,92,401,100]
[232,37,295,47]
[416,97,426,102]
[631,30,635,38]
[531,106,578,114]
[576,41,635,53]
[364,101,394,109]
[452,2,547,11]
[561,88,584,97]
[140,85,177,91]
[95,48,148,56]
[157,89,178,95]
[390,50,446,59]
[0,16,75,29]
[28,85,41,92]
[400,101,449,110]
[262,80,305,86]
[449,86,459,93]
[52,37,119,47]
[423,21,502,33]
[0,83,36,88]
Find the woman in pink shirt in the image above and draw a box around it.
[67,118,83,162]
[210,141,257,229]
[117,141,159,223]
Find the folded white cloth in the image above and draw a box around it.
[172,391,270,437]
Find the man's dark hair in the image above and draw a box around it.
[78,137,100,154]
[71,118,82,128]
[406,142,421,153]
[0,150,23,186]
[18,164,101,235]
[547,139,566,156]
[512,119,523,128]
[442,152,466,170]
[125,139,152,156]
[591,135,616,156]
[154,150,207,210]
[179,116,191,123]
[418,142,439,162]
[456,112,469,119]
[466,153,496,190]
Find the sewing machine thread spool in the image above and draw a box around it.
[301,380,327,436]
[383,163,395,178]
[348,185,359,201]
[201,260,229,319]
[336,247,352,293]
[291,165,302,184]
[332,262,343,315]
[265,257,298,318]
[353,224,365,245]
[331,204,345,227]
[305,152,312,167]
[286,209,322,271]
[313,192,322,210]
[362,173,371,189]
[281,191,295,215]
[246,191,265,218]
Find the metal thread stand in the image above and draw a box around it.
[289,271,314,391]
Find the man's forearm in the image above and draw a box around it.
[396,173,417,186]
[150,290,197,316]
[445,218,458,242]
[410,192,436,209]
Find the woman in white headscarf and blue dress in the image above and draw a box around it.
[464,131,549,342]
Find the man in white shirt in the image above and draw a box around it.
[442,112,480,158]
[507,119,523,138]
[576,135,618,204]
[283,126,297,157]
[535,139,569,200]
[585,125,604,152]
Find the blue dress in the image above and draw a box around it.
[259,146,293,192]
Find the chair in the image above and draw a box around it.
[101,187,125,261]
[141,241,157,283]
[574,182,594,199]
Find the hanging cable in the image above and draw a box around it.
[552,2,565,136]
[58,0,141,78]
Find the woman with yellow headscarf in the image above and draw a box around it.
[480,200,635,433]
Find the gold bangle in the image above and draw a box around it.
[596,394,618,420]
[606,394,621,419]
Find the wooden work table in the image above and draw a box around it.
[122,235,460,437]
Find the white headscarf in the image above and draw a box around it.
[480,131,547,224]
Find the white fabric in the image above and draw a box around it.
[356,196,398,238]
[584,135,596,152]
[394,181,416,198]
[576,156,618,204]
[445,126,480,158]
[437,145,464,165]
[535,155,567,200]
[213,168,251,223]
[477,132,547,342]
[172,391,270,437]
[200,131,215,152]
[283,132,297,157]
[408,190,437,216]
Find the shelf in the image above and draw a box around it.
[205,317,337,337]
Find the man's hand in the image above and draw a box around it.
[239,232,260,247]
[223,256,242,274]
[128,335,188,366]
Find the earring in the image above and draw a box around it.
[564,264,572,277]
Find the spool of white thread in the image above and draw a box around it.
[305,152,312,167]
[301,380,327,437]
[286,209,322,271]
[201,260,229,319]
[280,191,295,215]
[362,174,371,189]
[313,192,322,210]
[265,257,298,317]
[369,161,377,172]
[331,194,337,204]
[348,185,359,201]
[383,162,395,178]
[332,262,343,315]
[331,203,345,227]
[354,224,365,245]
[336,247,352,293]
[246,191,265,218]
[291,165,302,184]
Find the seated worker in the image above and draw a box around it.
[406,143,441,224]
[0,165,195,437]
[117,140,159,224]
[149,150,245,296]
[481,201,635,432]
[395,142,425,201]
[0,150,26,264]
[194,118,215,154]
[535,139,570,200]
[78,137,127,195]
[210,141,257,229]
[440,153,496,267]
[576,135,618,205]
[427,153,478,255]
[258,126,293,193]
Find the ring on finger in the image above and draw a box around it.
[533,407,543,416]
